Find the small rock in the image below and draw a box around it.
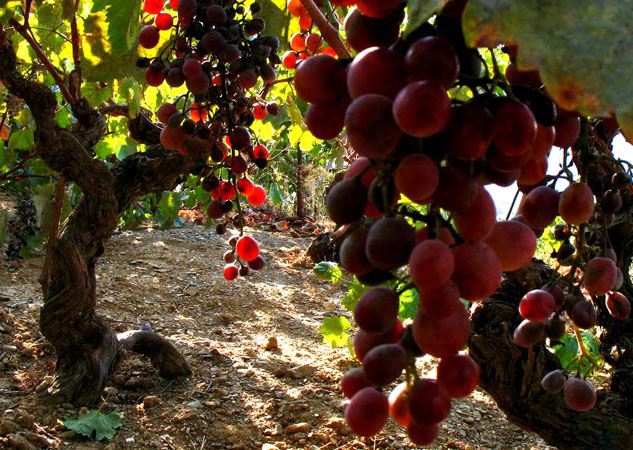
[184,285,199,296]
[0,419,19,435]
[265,337,278,350]
[186,400,201,408]
[143,396,162,408]
[203,401,217,408]
[35,376,54,393]
[15,411,34,430]
[262,444,280,450]
[287,365,315,379]
[22,431,51,448]
[2,344,17,352]
[284,423,310,434]
[271,423,283,436]
[273,368,286,378]
[7,434,36,450]
[56,430,82,440]
[103,386,118,396]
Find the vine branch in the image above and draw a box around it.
[299,0,350,59]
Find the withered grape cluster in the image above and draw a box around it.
[137,0,282,279]
[291,0,629,444]
[5,195,38,261]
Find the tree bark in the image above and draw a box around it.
[0,26,192,406]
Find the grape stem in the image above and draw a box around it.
[299,0,350,59]
[572,324,598,366]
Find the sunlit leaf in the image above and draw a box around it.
[404,0,444,38]
[313,261,343,283]
[318,316,351,348]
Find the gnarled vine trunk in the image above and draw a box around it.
[0,27,192,405]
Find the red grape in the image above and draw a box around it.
[155,12,174,30]
[408,240,455,291]
[362,343,406,385]
[521,186,560,230]
[347,47,406,99]
[437,353,480,398]
[236,236,259,261]
[445,103,494,160]
[584,257,617,296]
[345,387,389,437]
[247,185,266,206]
[393,81,451,137]
[394,153,439,204]
[563,378,596,412]
[345,94,402,158]
[453,186,496,241]
[451,241,502,302]
[408,379,451,424]
[365,216,415,271]
[405,36,459,89]
[223,264,239,280]
[559,182,594,225]
[388,382,411,427]
[519,290,556,322]
[139,25,160,49]
[492,101,537,156]
[354,287,399,333]
[341,368,374,399]
[606,291,631,320]
[513,319,545,348]
[294,55,347,103]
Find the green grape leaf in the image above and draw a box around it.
[398,288,419,320]
[258,0,298,48]
[342,276,372,312]
[404,0,444,38]
[62,410,123,441]
[82,82,115,107]
[313,261,343,283]
[81,13,142,83]
[268,182,284,206]
[0,1,22,25]
[118,78,141,118]
[55,107,72,129]
[462,0,633,142]
[0,209,8,249]
[318,316,351,348]
[91,0,142,56]
[8,127,35,150]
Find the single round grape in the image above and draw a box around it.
[201,31,226,55]
[519,290,556,322]
[248,255,265,270]
[407,420,439,446]
[541,369,566,393]
[394,153,439,204]
[354,287,399,333]
[305,100,346,140]
[405,36,459,89]
[340,229,374,275]
[186,73,210,95]
[408,240,455,291]
[393,81,451,137]
[177,0,196,24]
[408,379,451,425]
[492,100,537,156]
[453,186,496,241]
[571,300,597,329]
[206,4,227,26]
[530,123,556,158]
[606,291,631,320]
[157,103,178,124]
[437,353,479,398]
[345,94,402,158]
[139,25,160,49]
[521,186,560,230]
[445,103,494,160]
[144,0,164,14]
[294,55,346,103]
[419,280,461,320]
[325,179,367,225]
[451,241,502,302]
[388,382,411,427]
[160,125,189,151]
[518,155,548,185]
[354,319,403,363]
[155,12,174,30]
[347,47,406,99]
[345,387,389,437]
[554,115,581,148]
[341,368,374,399]
[584,257,617,296]
[559,182,594,225]
[247,185,266,206]
[563,378,596,412]
[413,293,470,358]
[513,319,545,348]
[362,343,406,385]
[365,216,415,271]
[344,7,402,52]
[223,264,239,280]
[236,236,259,261]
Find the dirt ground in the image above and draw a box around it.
[0,222,557,450]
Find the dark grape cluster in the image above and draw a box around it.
[137,0,283,279]
[292,0,626,443]
[5,195,38,260]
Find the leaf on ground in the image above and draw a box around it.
[313,261,343,284]
[318,316,351,348]
[62,410,123,441]
[462,0,633,142]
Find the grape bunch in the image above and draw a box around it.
[5,195,38,260]
[292,0,627,443]
[136,0,282,279]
